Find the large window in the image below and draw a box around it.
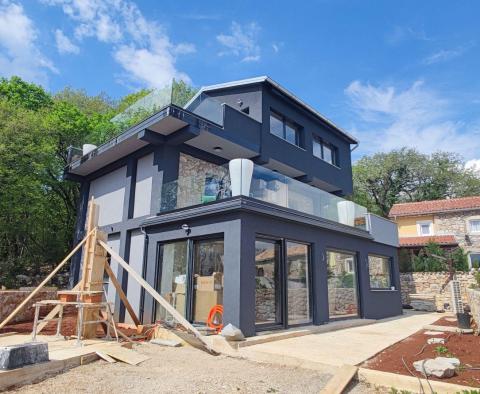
[255,238,312,328]
[313,136,338,166]
[286,242,311,325]
[154,238,224,325]
[368,255,392,289]
[327,250,359,318]
[255,239,282,326]
[469,219,480,234]
[269,110,301,146]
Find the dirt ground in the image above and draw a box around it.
[5,343,338,394]
[363,317,480,388]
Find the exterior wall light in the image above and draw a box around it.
[181,224,191,235]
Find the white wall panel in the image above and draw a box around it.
[89,166,127,226]
[133,153,153,218]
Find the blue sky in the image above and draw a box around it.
[1,1,480,165]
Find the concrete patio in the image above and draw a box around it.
[236,310,442,368]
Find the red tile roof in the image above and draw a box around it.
[399,235,458,247]
[389,196,480,217]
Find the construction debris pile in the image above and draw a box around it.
[0,199,226,391]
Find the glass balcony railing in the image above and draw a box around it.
[108,79,226,129]
[159,160,368,230]
[184,92,225,126]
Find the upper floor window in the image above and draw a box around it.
[269,111,300,146]
[313,136,338,166]
[417,220,433,236]
[469,219,480,233]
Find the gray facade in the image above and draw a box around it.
[66,76,402,336]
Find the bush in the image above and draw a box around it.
[410,242,470,272]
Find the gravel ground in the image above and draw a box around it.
[7,343,337,394]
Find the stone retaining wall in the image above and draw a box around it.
[467,288,480,326]
[400,272,477,310]
[0,288,57,324]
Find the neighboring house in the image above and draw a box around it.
[389,197,480,269]
[65,76,400,337]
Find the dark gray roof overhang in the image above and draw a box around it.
[65,105,260,177]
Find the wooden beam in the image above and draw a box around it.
[35,282,80,334]
[0,229,94,330]
[103,260,141,326]
[320,365,358,394]
[98,240,217,354]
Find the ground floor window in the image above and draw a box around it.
[154,237,224,325]
[368,255,392,289]
[327,250,359,318]
[468,252,480,269]
[255,237,312,329]
[286,242,311,325]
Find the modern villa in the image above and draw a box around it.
[65,76,401,337]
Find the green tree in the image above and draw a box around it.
[0,76,199,288]
[411,242,469,272]
[172,79,198,107]
[0,76,52,110]
[352,148,480,217]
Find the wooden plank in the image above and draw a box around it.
[103,259,140,326]
[96,351,116,363]
[36,282,81,334]
[95,345,150,366]
[98,240,217,354]
[0,350,99,391]
[320,364,358,394]
[0,332,17,338]
[0,230,94,331]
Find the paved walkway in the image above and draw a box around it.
[238,311,441,367]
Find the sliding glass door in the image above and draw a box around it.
[154,237,224,325]
[155,241,189,322]
[255,239,282,326]
[255,237,311,330]
[286,242,311,325]
[327,250,359,319]
[192,239,224,324]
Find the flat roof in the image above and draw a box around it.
[185,76,359,144]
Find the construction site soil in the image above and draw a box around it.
[363,317,480,388]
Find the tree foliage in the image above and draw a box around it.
[409,242,469,272]
[352,148,480,217]
[0,76,197,288]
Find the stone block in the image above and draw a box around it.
[0,342,49,370]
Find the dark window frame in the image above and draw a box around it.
[367,254,394,290]
[325,248,361,320]
[152,233,224,324]
[254,234,313,332]
[312,136,339,167]
[269,109,302,147]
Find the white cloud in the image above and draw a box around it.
[55,29,79,54]
[345,80,480,160]
[423,42,474,65]
[385,26,431,45]
[0,1,56,84]
[173,42,196,55]
[43,0,193,88]
[217,22,260,62]
[466,159,480,174]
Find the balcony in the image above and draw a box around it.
[159,159,369,230]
